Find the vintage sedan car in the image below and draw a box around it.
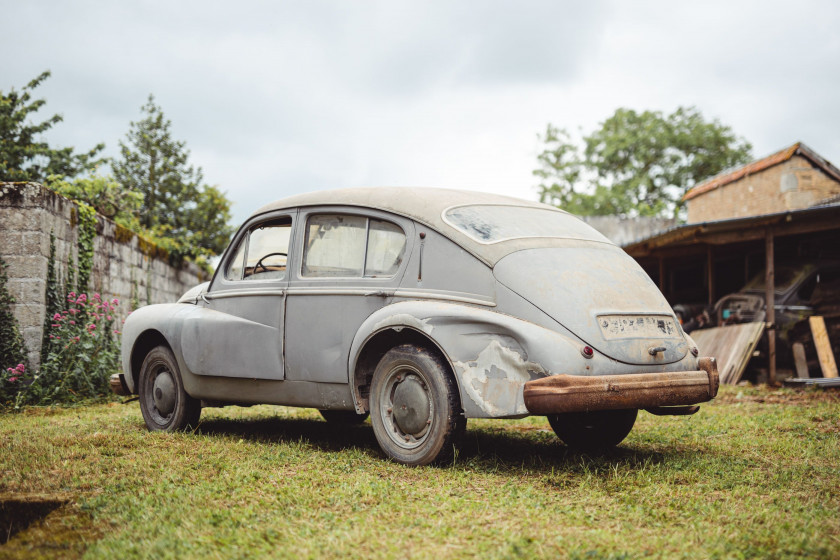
[116,188,719,465]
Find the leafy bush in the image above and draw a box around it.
[9,292,121,408]
[0,256,28,405]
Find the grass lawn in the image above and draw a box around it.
[1,385,838,559]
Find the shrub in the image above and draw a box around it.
[12,292,121,407]
[0,256,28,405]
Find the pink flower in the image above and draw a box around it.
[15,364,24,373]
[69,320,76,325]
[93,293,101,300]
[53,312,61,320]
[51,323,60,327]
[112,298,119,305]
[113,329,121,335]
[87,324,96,332]
[69,308,78,315]
[8,377,17,383]
[69,291,76,298]
[106,315,112,321]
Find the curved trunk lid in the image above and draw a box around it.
[494,245,688,365]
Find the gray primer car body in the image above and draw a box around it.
[120,187,716,462]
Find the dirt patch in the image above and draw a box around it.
[1,496,67,544]
[0,494,102,559]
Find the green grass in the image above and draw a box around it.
[1,385,838,559]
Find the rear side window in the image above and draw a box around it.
[302,214,406,278]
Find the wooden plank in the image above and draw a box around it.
[690,322,766,385]
[809,316,838,378]
[792,342,809,379]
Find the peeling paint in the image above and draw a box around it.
[373,314,433,335]
[453,339,546,417]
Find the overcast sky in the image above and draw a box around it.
[3,0,839,225]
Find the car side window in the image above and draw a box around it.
[225,217,292,282]
[302,214,406,278]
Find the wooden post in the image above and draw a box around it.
[707,246,715,305]
[765,230,776,385]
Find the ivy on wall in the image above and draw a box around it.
[0,257,27,370]
[41,232,64,364]
[76,203,97,292]
[0,256,28,405]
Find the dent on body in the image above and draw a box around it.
[453,339,546,417]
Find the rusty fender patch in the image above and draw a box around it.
[373,314,433,335]
[453,340,546,417]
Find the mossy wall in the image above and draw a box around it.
[0,182,206,368]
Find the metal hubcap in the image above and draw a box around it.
[381,367,433,450]
[392,376,431,435]
[152,371,176,416]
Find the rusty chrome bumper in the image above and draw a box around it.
[109,373,131,396]
[523,357,719,415]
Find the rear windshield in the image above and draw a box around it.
[443,205,610,244]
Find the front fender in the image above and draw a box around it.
[348,300,595,418]
[120,303,193,393]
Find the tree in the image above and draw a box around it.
[113,95,234,260]
[535,107,753,217]
[0,71,105,182]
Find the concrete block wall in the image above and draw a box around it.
[0,182,207,368]
[687,156,840,223]
[582,215,677,247]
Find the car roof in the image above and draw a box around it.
[253,187,606,266]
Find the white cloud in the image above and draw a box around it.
[2,0,838,225]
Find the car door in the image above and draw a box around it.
[284,208,413,383]
[181,212,295,380]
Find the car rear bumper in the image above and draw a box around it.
[523,357,719,415]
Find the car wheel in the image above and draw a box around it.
[547,409,637,452]
[370,344,465,466]
[138,345,201,432]
[319,409,369,424]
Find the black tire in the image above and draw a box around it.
[370,344,465,466]
[138,345,201,432]
[547,409,637,452]
[319,409,369,424]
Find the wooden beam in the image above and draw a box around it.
[765,230,776,385]
[809,316,838,378]
[624,209,840,256]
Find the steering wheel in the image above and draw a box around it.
[254,252,288,273]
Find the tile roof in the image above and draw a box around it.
[683,142,840,201]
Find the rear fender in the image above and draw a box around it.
[349,300,592,418]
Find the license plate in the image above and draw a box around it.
[598,315,679,339]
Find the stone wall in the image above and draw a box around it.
[0,182,208,368]
[686,155,840,223]
[582,215,678,247]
